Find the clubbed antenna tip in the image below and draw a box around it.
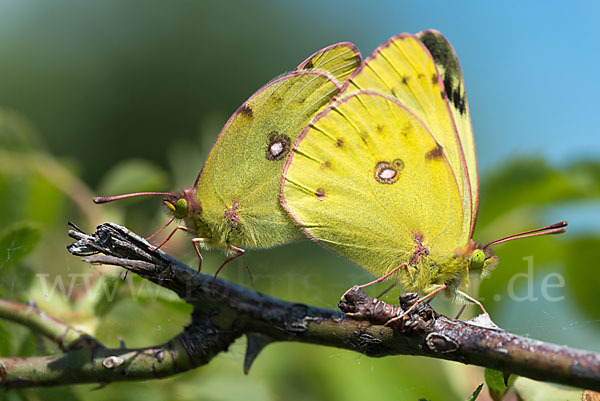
[483,221,568,249]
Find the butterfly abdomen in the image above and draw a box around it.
[203,200,303,251]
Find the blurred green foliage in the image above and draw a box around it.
[512,377,589,401]
[1,3,599,400]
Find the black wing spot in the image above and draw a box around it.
[266,132,291,160]
[453,83,466,115]
[443,75,453,98]
[420,32,460,74]
[401,75,410,85]
[431,73,439,86]
[304,60,314,70]
[443,74,467,115]
[336,138,344,148]
[374,159,404,184]
[315,188,326,200]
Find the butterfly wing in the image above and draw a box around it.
[281,92,464,278]
[197,71,353,249]
[417,30,478,236]
[295,42,361,85]
[341,33,474,245]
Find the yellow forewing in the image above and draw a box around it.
[417,30,478,235]
[282,92,464,277]
[197,72,345,249]
[342,33,473,245]
[296,42,361,85]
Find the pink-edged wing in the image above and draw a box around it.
[281,92,464,280]
[338,31,477,243]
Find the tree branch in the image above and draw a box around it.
[0,298,94,351]
[1,222,598,390]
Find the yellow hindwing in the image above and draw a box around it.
[281,92,464,278]
[342,33,474,244]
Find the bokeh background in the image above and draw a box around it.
[1,1,599,400]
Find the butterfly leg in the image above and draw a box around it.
[190,237,209,278]
[211,246,252,295]
[375,284,397,299]
[228,246,253,286]
[341,263,409,302]
[148,225,207,278]
[454,304,467,319]
[455,290,487,315]
[148,225,189,251]
[384,284,447,327]
[146,216,175,241]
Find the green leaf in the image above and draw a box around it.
[513,377,583,401]
[466,383,484,401]
[96,159,168,199]
[0,221,41,269]
[485,368,513,401]
[0,222,40,299]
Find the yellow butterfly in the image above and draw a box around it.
[94,43,361,276]
[281,30,567,316]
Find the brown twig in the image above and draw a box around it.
[0,222,598,390]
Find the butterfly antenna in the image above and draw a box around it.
[93,192,176,204]
[483,221,568,249]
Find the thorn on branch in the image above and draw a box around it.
[244,333,274,374]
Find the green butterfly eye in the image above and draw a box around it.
[173,198,188,219]
[470,249,486,270]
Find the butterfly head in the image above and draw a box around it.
[469,246,498,277]
[466,221,569,277]
[162,187,201,220]
[93,185,204,239]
